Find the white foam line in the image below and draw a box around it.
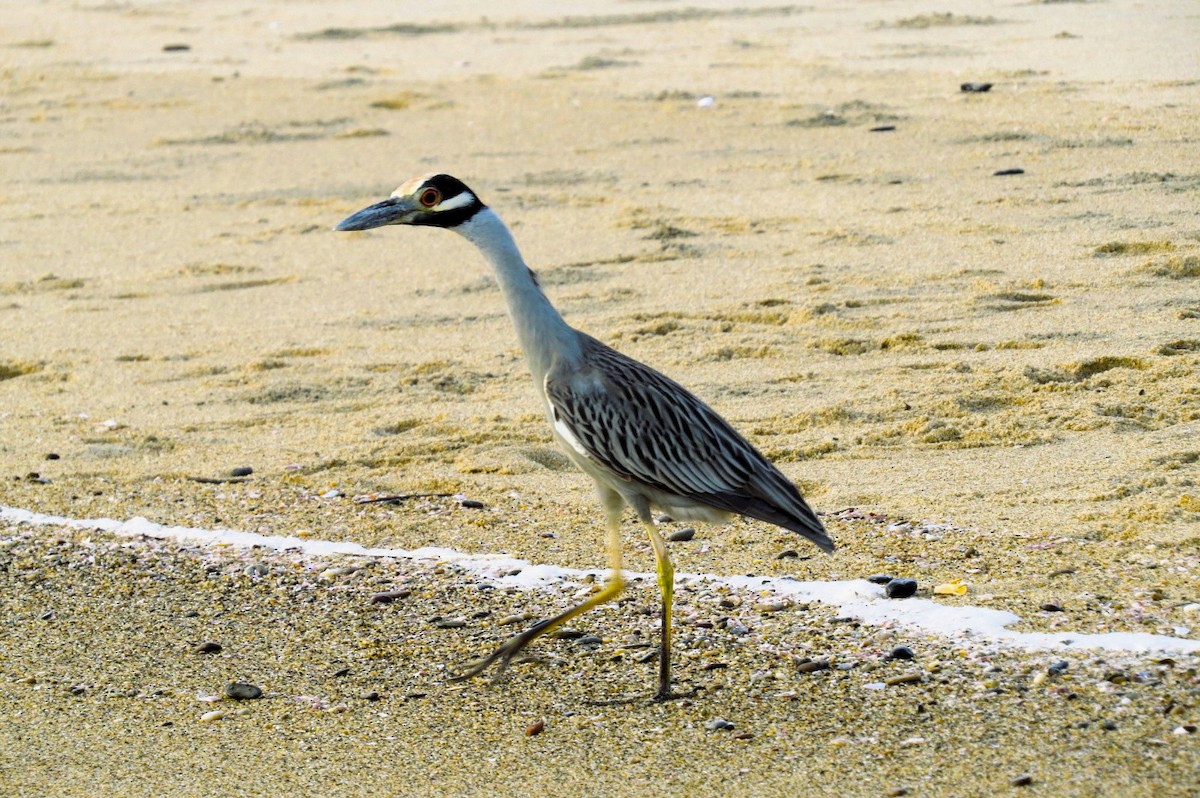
[4,504,1198,656]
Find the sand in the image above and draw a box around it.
[1,1,1198,795]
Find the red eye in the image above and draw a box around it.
[419,187,441,207]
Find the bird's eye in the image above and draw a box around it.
[419,188,441,208]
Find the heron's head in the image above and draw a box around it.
[335,173,486,232]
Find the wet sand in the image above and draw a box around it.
[2,1,1198,795]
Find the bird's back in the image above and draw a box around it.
[544,333,832,552]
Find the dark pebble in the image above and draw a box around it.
[887,789,910,797]
[704,718,735,731]
[1010,774,1033,787]
[1040,601,1064,612]
[574,635,604,646]
[162,43,191,52]
[224,681,263,700]
[363,691,382,702]
[45,453,60,460]
[1101,720,1118,731]
[869,125,896,132]
[701,661,728,671]
[39,610,55,621]
[526,719,545,736]
[961,82,993,93]
[635,650,659,664]
[888,646,916,660]
[458,498,485,509]
[1048,660,1070,675]
[993,168,1025,176]
[885,578,918,599]
[229,466,253,477]
[796,659,830,674]
[194,641,223,654]
[371,589,411,604]
[668,528,695,542]
[776,549,800,560]
[69,684,87,695]
[867,574,895,585]
[332,667,351,678]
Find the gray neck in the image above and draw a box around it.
[453,208,581,383]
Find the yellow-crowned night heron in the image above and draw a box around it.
[337,174,832,700]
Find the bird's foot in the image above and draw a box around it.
[447,618,553,684]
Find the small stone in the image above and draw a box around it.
[668,528,695,542]
[525,719,545,736]
[371,589,411,604]
[725,619,750,636]
[1101,720,1117,731]
[796,659,830,674]
[731,731,755,740]
[199,709,229,723]
[704,717,734,731]
[244,563,268,578]
[1040,601,1064,612]
[867,574,894,585]
[993,168,1025,176]
[431,617,467,629]
[961,82,993,93]
[551,628,584,640]
[459,498,485,509]
[229,466,253,477]
[163,43,192,52]
[39,610,55,621]
[1048,660,1070,675]
[332,667,351,678]
[635,650,659,664]
[194,641,222,654]
[888,646,916,660]
[363,691,382,701]
[224,681,263,700]
[574,635,604,646]
[885,673,923,686]
[68,684,87,695]
[1010,774,1033,787]
[776,549,800,559]
[885,578,918,599]
[45,453,60,460]
[869,125,896,132]
[887,789,910,797]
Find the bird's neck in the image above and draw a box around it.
[454,208,580,381]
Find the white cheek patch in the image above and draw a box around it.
[433,191,476,212]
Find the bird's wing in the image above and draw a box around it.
[544,334,832,551]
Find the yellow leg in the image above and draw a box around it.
[449,498,625,685]
[645,522,677,701]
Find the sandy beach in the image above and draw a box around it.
[2,1,1199,795]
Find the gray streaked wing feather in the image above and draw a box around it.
[545,334,831,550]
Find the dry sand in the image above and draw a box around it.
[2,1,1199,795]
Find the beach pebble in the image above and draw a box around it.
[45,453,60,460]
[199,709,230,722]
[885,673,923,686]
[1040,601,1064,612]
[668,528,695,542]
[993,168,1025,176]
[39,610,55,621]
[525,719,545,736]
[229,467,253,477]
[244,563,268,578]
[888,646,916,660]
[776,549,800,560]
[796,659,830,674]
[224,681,262,700]
[705,717,734,731]
[363,691,382,702]
[69,684,87,695]
[458,498,485,509]
[961,82,993,93]
[431,617,467,629]
[574,635,604,646]
[194,641,223,654]
[1048,660,1070,675]
[867,574,894,585]
[371,589,411,604]
[725,618,751,636]
[887,789,909,797]
[885,578,917,599]
[1010,774,1033,787]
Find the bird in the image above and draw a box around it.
[336,173,833,701]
